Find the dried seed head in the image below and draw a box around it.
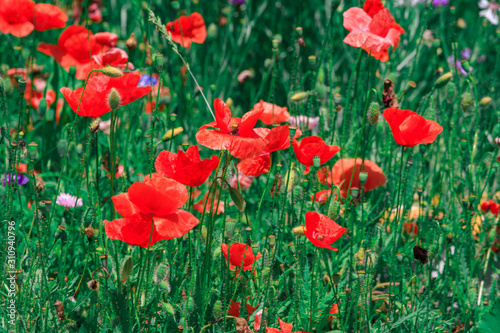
[101,66,123,77]
[108,88,121,110]
[126,33,137,52]
[54,300,65,321]
[413,245,429,264]
[87,279,99,291]
[90,118,101,134]
[84,226,95,241]
[382,79,398,108]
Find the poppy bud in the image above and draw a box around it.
[479,96,492,106]
[90,118,101,134]
[18,79,27,94]
[0,76,4,92]
[153,263,170,285]
[170,113,177,123]
[162,127,183,141]
[313,155,321,169]
[54,225,67,241]
[207,23,217,39]
[290,91,309,103]
[298,38,306,47]
[102,66,123,77]
[413,246,428,264]
[108,88,121,110]
[126,33,137,52]
[272,39,279,49]
[328,199,340,219]
[76,143,83,155]
[213,300,222,318]
[87,279,99,291]
[460,92,474,112]
[446,81,456,103]
[292,225,306,236]
[359,171,368,185]
[322,274,330,285]
[201,225,208,243]
[367,102,379,125]
[120,255,133,283]
[288,242,296,254]
[154,53,164,72]
[435,72,452,88]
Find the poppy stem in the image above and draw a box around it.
[393,146,406,253]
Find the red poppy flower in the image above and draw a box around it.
[403,222,419,236]
[382,108,443,147]
[196,98,269,159]
[192,189,225,215]
[221,242,262,271]
[343,0,404,62]
[322,158,386,198]
[0,0,68,38]
[293,136,340,173]
[155,145,220,187]
[227,301,258,318]
[311,189,337,204]
[304,211,346,251]
[104,174,199,247]
[37,26,118,80]
[254,100,290,125]
[88,3,102,23]
[166,12,207,48]
[237,125,299,177]
[92,48,134,71]
[24,79,56,109]
[266,318,310,333]
[230,172,254,190]
[481,200,500,216]
[60,73,151,117]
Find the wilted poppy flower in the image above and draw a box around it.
[237,125,300,177]
[289,115,320,131]
[60,73,151,117]
[0,0,68,38]
[104,174,199,247]
[56,193,83,208]
[293,136,340,173]
[155,145,220,187]
[37,26,118,80]
[196,98,268,159]
[2,173,29,186]
[481,200,500,216]
[254,100,290,125]
[266,317,310,333]
[221,242,262,271]
[304,211,346,251]
[343,0,405,62]
[166,12,207,48]
[382,108,443,147]
[322,158,386,197]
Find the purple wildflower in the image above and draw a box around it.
[289,115,320,131]
[2,173,29,186]
[228,0,245,4]
[138,75,158,87]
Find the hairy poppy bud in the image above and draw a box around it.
[213,300,222,319]
[290,91,309,103]
[272,39,279,49]
[328,199,340,219]
[460,92,474,112]
[18,79,27,94]
[435,72,452,88]
[162,127,183,141]
[322,274,331,285]
[126,33,137,52]
[102,66,123,77]
[108,88,121,110]
[288,242,296,254]
[292,225,306,236]
[413,246,428,264]
[367,102,379,125]
[154,53,164,72]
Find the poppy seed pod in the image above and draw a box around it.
[435,72,452,88]
[367,102,379,125]
[308,55,316,67]
[18,79,27,94]
[87,279,99,291]
[359,171,368,185]
[101,66,123,77]
[108,88,121,110]
[313,155,321,169]
[351,187,360,198]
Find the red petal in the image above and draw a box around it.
[363,0,385,17]
[33,3,68,31]
[237,155,271,177]
[154,209,199,239]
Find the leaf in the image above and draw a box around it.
[229,185,246,213]
[120,255,133,283]
[477,299,500,333]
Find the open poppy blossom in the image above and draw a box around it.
[481,200,500,216]
[304,211,346,251]
[221,242,262,271]
[382,108,443,147]
[196,98,269,159]
[37,26,118,80]
[104,174,199,247]
[293,136,340,173]
[60,73,151,117]
[0,0,68,38]
[237,125,300,177]
[166,12,207,48]
[227,300,258,318]
[92,48,134,72]
[266,317,310,333]
[311,189,337,204]
[155,145,220,187]
[25,78,56,109]
[192,189,225,215]
[343,0,405,62]
[321,158,386,198]
[254,100,290,125]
